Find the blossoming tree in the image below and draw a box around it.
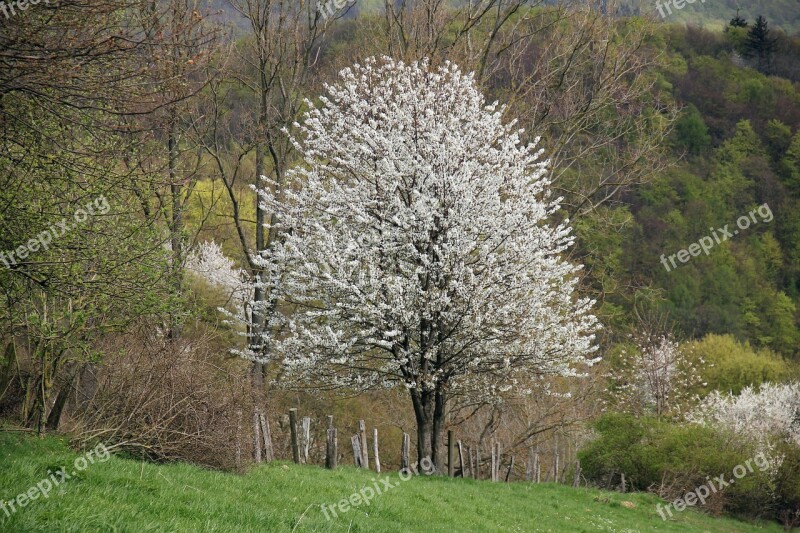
[615,334,705,417]
[252,57,599,467]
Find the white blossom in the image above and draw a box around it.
[186,240,252,318]
[690,382,800,447]
[615,335,704,416]
[247,57,599,407]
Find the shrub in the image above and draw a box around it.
[690,382,800,448]
[774,439,800,530]
[684,334,794,396]
[65,323,252,471]
[579,413,774,518]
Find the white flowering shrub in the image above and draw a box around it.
[690,382,800,449]
[185,241,251,318]
[615,335,705,416]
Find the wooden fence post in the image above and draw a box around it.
[448,430,455,477]
[457,440,465,478]
[573,460,581,488]
[326,427,337,469]
[496,441,502,482]
[351,435,363,467]
[373,428,381,473]
[505,456,514,482]
[301,417,311,463]
[490,440,496,482]
[468,446,474,479]
[554,450,560,483]
[401,432,410,471]
[253,409,262,463]
[289,408,300,464]
[554,433,560,483]
[235,409,242,469]
[358,420,369,469]
[476,446,481,480]
[260,413,274,461]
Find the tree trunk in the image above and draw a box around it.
[0,342,16,405]
[168,110,183,340]
[416,415,433,466]
[45,366,77,431]
[410,385,446,470]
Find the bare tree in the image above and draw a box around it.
[196,0,341,381]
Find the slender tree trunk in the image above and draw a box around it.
[432,387,445,468]
[45,366,77,431]
[168,111,183,340]
[250,69,268,384]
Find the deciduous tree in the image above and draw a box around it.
[249,57,599,466]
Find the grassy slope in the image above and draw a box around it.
[0,433,784,533]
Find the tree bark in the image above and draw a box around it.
[410,384,446,470]
[45,365,77,431]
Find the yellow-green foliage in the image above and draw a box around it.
[184,179,257,264]
[685,334,795,395]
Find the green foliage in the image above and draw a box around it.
[615,35,800,353]
[579,414,776,519]
[673,105,711,155]
[764,120,793,161]
[774,440,800,528]
[633,1,800,35]
[683,334,795,395]
[779,132,800,193]
[744,16,777,72]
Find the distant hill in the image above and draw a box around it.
[622,0,800,34]
[198,1,799,36]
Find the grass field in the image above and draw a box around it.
[0,432,786,532]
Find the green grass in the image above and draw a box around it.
[0,433,785,532]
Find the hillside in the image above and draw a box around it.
[0,434,784,532]
[622,0,800,33]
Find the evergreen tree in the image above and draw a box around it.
[745,15,776,73]
[729,9,748,29]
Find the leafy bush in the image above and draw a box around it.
[774,440,800,529]
[579,413,775,518]
[684,334,795,395]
